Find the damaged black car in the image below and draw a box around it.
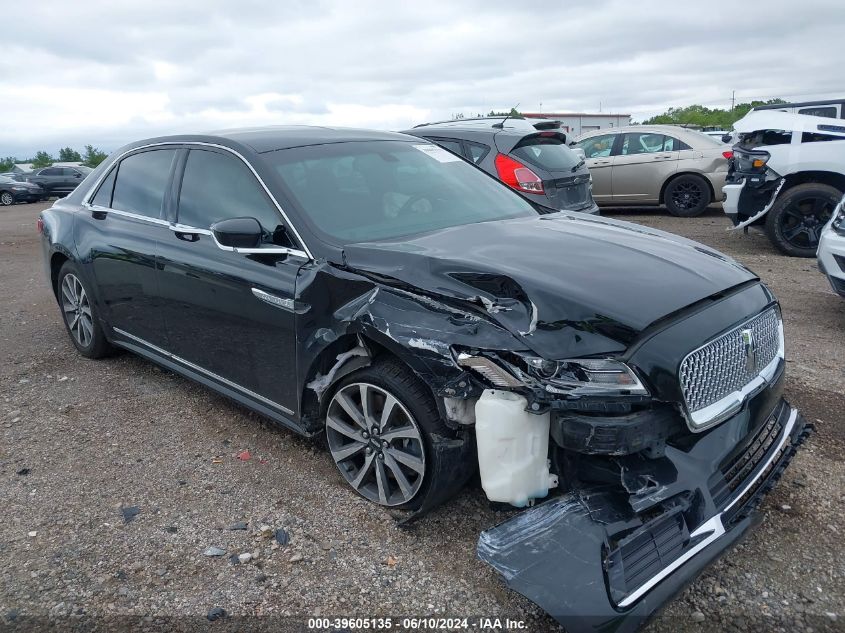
[39,127,810,632]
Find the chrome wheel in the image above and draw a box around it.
[61,273,93,348]
[326,382,426,506]
[0,192,13,206]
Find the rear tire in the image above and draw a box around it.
[324,359,451,510]
[0,191,13,206]
[764,183,841,257]
[57,261,114,359]
[664,174,711,217]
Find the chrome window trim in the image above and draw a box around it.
[112,327,294,415]
[82,141,314,260]
[617,406,798,608]
[680,309,785,432]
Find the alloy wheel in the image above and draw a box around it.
[779,195,834,249]
[0,192,13,206]
[670,181,702,211]
[61,274,94,348]
[326,382,426,506]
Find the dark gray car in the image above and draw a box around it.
[404,117,599,215]
[26,165,92,198]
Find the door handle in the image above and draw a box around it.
[174,231,200,242]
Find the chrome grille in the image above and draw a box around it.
[679,308,782,417]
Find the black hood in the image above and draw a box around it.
[342,213,757,360]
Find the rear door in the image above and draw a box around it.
[611,132,680,202]
[81,148,178,348]
[576,133,617,202]
[156,146,305,414]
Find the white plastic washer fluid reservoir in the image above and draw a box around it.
[474,389,558,507]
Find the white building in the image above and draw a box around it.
[522,112,631,136]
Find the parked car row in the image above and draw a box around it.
[0,165,92,206]
[39,125,810,631]
[0,175,46,206]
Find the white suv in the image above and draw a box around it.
[722,111,845,257]
[818,195,845,297]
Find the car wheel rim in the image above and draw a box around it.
[1,192,12,205]
[671,182,701,210]
[61,274,93,348]
[326,382,426,506]
[780,195,834,249]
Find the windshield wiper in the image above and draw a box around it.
[571,159,585,172]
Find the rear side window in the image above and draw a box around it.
[467,142,490,164]
[801,132,843,143]
[798,106,836,118]
[91,168,117,207]
[111,149,177,218]
[511,137,581,171]
[40,168,60,176]
[177,149,281,231]
[426,138,464,157]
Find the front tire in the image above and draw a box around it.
[0,191,14,206]
[324,360,450,509]
[664,174,711,217]
[57,261,113,358]
[765,183,841,257]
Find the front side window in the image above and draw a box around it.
[111,149,177,218]
[265,140,535,244]
[177,149,282,232]
[40,168,60,176]
[577,134,616,158]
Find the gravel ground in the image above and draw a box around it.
[1,202,843,633]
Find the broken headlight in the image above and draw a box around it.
[519,356,649,396]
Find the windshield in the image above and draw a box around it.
[510,137,583,172]
[265,140,536,244]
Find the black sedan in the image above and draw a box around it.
[38,127,808,632]
[0,175,45,205]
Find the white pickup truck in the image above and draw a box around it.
[722,111,845,257]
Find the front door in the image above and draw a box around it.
[156,147,304,415]
[611,132,680,203]
[578,133,617,203]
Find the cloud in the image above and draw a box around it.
[1,0,844,157]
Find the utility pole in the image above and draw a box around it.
[731,90,735,112]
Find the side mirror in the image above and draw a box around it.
[211,217,262,248]
[721,133,733,144]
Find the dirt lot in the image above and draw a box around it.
[1,202,843,632]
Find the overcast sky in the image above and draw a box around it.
[2,0,844,158]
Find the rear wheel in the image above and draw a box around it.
[0,191,14,206]
[765,183,840,257]
[325,360,449,509]
[57,261,113,358]
[664,174,711,217]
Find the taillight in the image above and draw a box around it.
[722,150,733,160]
[36,217,44,234]
[494,154,544,194]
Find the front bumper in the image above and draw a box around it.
[818,223,845,297]
[478,398,810,633]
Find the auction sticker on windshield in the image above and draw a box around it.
[413,144,462,162]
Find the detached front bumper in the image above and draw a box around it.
[478,399,810,633]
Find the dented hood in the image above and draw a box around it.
[342,213,756,359]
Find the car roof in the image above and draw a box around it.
[732,110,845,136]
[121,126,416,155]
[574,125,718,144]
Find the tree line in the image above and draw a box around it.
[641,99,787,128]
[0,145,109,172]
